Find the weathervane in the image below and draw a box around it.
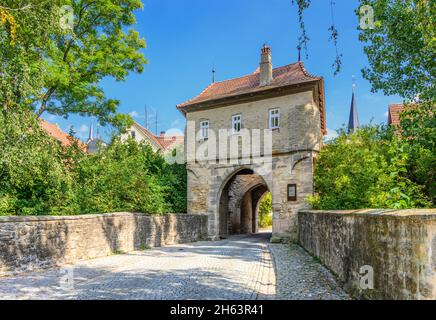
[212,66,216,83]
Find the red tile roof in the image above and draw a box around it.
[39,119,86,150]
[177,62,321,108]
[177,61,326,134]
[388,104,405,126]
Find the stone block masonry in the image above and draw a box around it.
[298,209,436,300]
[0,213,208,277]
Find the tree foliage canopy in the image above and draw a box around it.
[0,1,146,128]
[359,0,435,103]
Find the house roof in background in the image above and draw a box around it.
[39,119,86,150]
[132,121,164,149]
[156,135,184,151]
[388,104,405,126]
[132,121,183,151]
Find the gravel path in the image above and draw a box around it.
[0,233,349,300]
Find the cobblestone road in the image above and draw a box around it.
[0,233,349,300]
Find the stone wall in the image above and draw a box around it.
[298,209,436,300]
[0,213,208,277]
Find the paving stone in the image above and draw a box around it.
[269,243,350,300]
[0,233,349,300]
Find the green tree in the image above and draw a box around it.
[1,1,146,128]
[359,0,434,103]
[37,0,147,127]
[357,0,435,201]
[0,1,63,109]
[0,108,78,216]
[292,0,435,88]
[309,125,431,210]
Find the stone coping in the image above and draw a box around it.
[0,212,206,223]
[299,209,436,219]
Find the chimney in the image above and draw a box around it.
[260,44,273,86]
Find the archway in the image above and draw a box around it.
[218,168,271,238]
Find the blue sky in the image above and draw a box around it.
[44,0,402,141]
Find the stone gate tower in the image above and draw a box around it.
[177,45,326,241]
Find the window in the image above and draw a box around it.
[269,109,280,129]
[130,131,136,139]
[200,120,209,140]
[232,115,242,134]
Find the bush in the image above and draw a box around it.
[0,109,187,216]
[309,125,432,210]
[0,108,78,215]
[72,138,187,214]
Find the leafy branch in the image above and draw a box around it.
[291,0,343,74]
[0,4,32,11]
[291,0,310,59]
[0,7,16,44]
[329,0,342,75]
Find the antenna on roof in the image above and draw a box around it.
[212,66,216,83]
[155,111,158,135]
[145,104,148,129]
[297,45,302,62]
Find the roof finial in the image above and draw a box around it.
[212,66,216,83]
[297,45,301,62]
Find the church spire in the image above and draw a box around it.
[347,77,359,134]
[87,122,94,144]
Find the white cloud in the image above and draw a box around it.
[384,111,389,117]
[129,111,140,118]
[324,128,339,141]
